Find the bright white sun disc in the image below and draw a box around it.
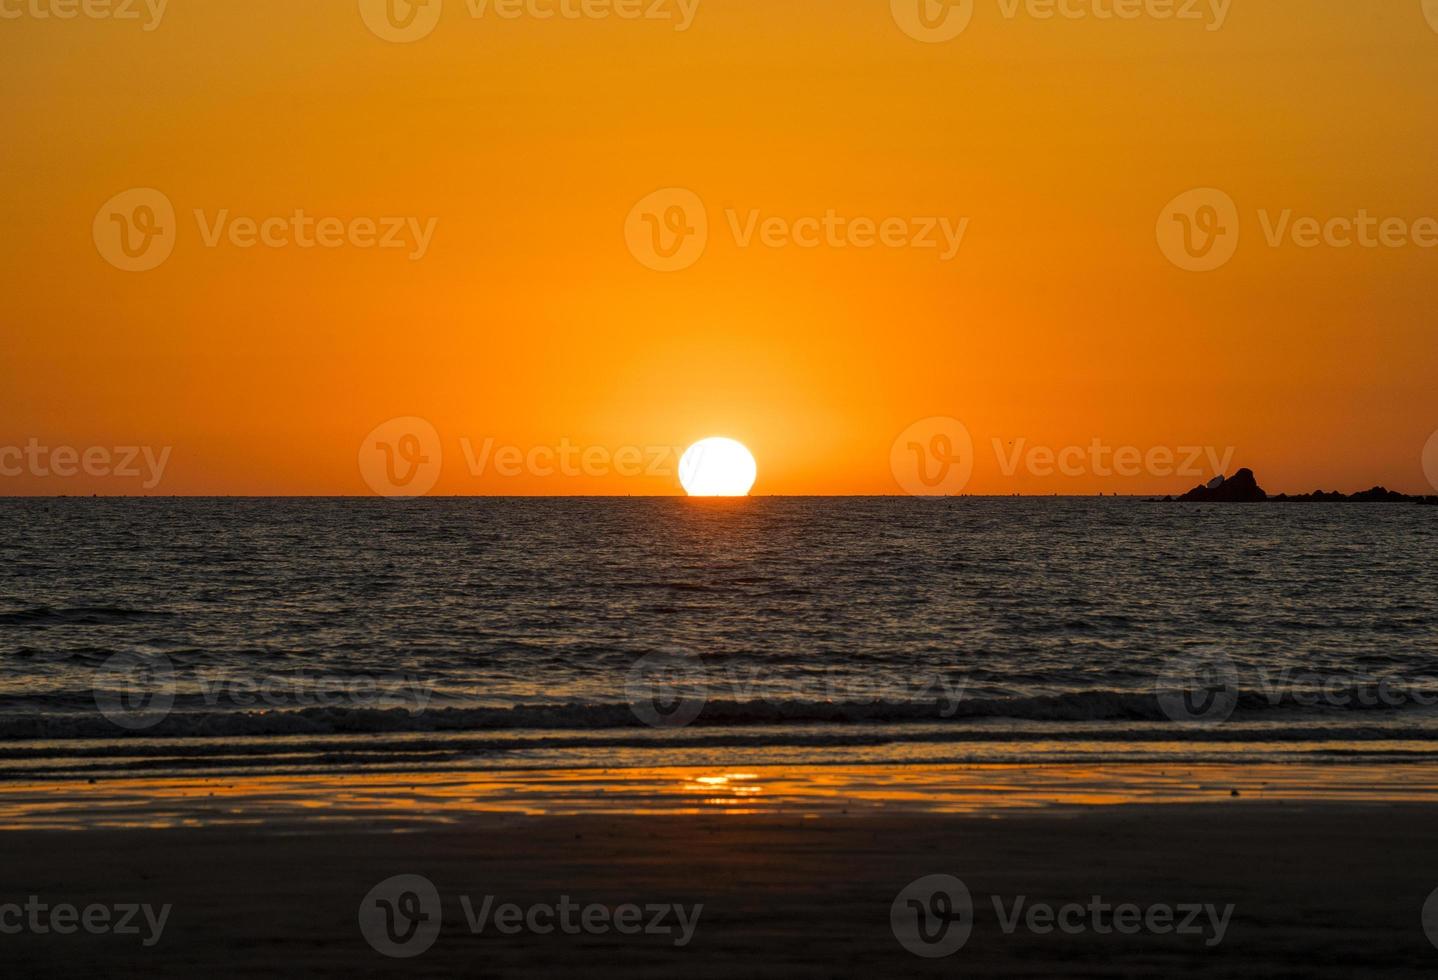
[678,438,757,497]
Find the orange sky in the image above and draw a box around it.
[2,0,1436,495]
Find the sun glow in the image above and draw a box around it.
[678,438,757,497]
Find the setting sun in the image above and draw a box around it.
[678,438,757,497]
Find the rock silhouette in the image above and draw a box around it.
[1176,468,1268,502]
[1166,470,1437,504]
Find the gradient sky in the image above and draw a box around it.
[3,0,1436,495]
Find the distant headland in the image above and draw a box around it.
[1164,469,1438,504]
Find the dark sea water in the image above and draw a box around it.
[1,497,1436,778]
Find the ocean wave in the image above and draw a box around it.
[0,687,1434,741]
[0,606,175,627]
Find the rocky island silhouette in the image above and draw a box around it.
[1166,469,1438,504]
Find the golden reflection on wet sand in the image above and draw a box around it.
[4,763,1438,830]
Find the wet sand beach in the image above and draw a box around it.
[3,764,1438,976]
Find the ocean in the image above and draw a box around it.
[2,497,1436,780]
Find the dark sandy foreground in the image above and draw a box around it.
[3,802,1438,977]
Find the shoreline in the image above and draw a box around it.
[5,760,1438,830]
[3,798,1438,976]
